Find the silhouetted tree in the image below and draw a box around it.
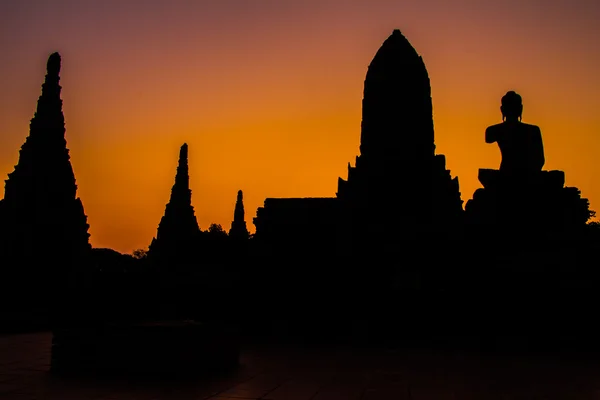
[588,210,597,221]
[585,211,600,238]
[207,223,228,238]
[132,249,148,260]
[198,223,229,263]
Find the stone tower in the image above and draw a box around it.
[0,52,91,272]
[149,143,201,263]
[336,30,463,248]
[229,190,249,240]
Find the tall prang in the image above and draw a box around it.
[148,143,201,263]
[0,52,91,272]
[359,29,435,162]
[336,29,463,247]
[229,190,249,240]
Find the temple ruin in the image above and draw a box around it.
[148,143,201,264]
[0,53,91,323]
[229,190,249,241]
[253,29,464,255]
[0,52,91,270]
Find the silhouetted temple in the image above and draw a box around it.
[253,30,463,254]
[0,52,91,274]
[148,143,201,264]
[229,190,249,240]
[337,29,463,248]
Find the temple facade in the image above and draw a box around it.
[253,29,464,255]
[253,197,339,254]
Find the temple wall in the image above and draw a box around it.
[253,198,338,255]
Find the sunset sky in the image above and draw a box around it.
[1,0,599,254]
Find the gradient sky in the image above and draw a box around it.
[1,0,599,254]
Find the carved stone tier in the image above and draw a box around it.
[465,168,591,237]
[336,153,463,245]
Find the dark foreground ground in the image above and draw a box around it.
[3,332,600,399]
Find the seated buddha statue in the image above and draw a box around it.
[485,91,545,176]
[478,91,566,190]
[465,91,591,235]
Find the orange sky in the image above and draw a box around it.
[1,0,599,254]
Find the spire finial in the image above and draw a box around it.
[47,52,61,77]
[180,143,188,160]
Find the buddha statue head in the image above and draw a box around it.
[501,91,523,122]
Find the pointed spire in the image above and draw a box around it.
[360,29,434,161]
[229,190,249,240]
[234,190,245,222]
[0,51,90,273]
[179,142,188,163]
[173,143,190,195]
[29,52,65,137]
[47,52,61,76]
[149,143,200,262]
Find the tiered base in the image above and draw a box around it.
[465,169,590,235]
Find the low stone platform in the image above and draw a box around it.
[50,320,240,376]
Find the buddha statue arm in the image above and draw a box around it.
[485,126,499,144]
[532,126,545,170]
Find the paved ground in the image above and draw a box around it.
[2,332,600,399]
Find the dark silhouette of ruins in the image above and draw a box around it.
[229,190,249,241]
[148,143,201,265]
[2,29,600,372]
[465,91,592,238]
[0,52,91,327]
[253,30,463,256]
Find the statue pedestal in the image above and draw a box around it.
[478,169,565,190]
[465,169,590,238]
